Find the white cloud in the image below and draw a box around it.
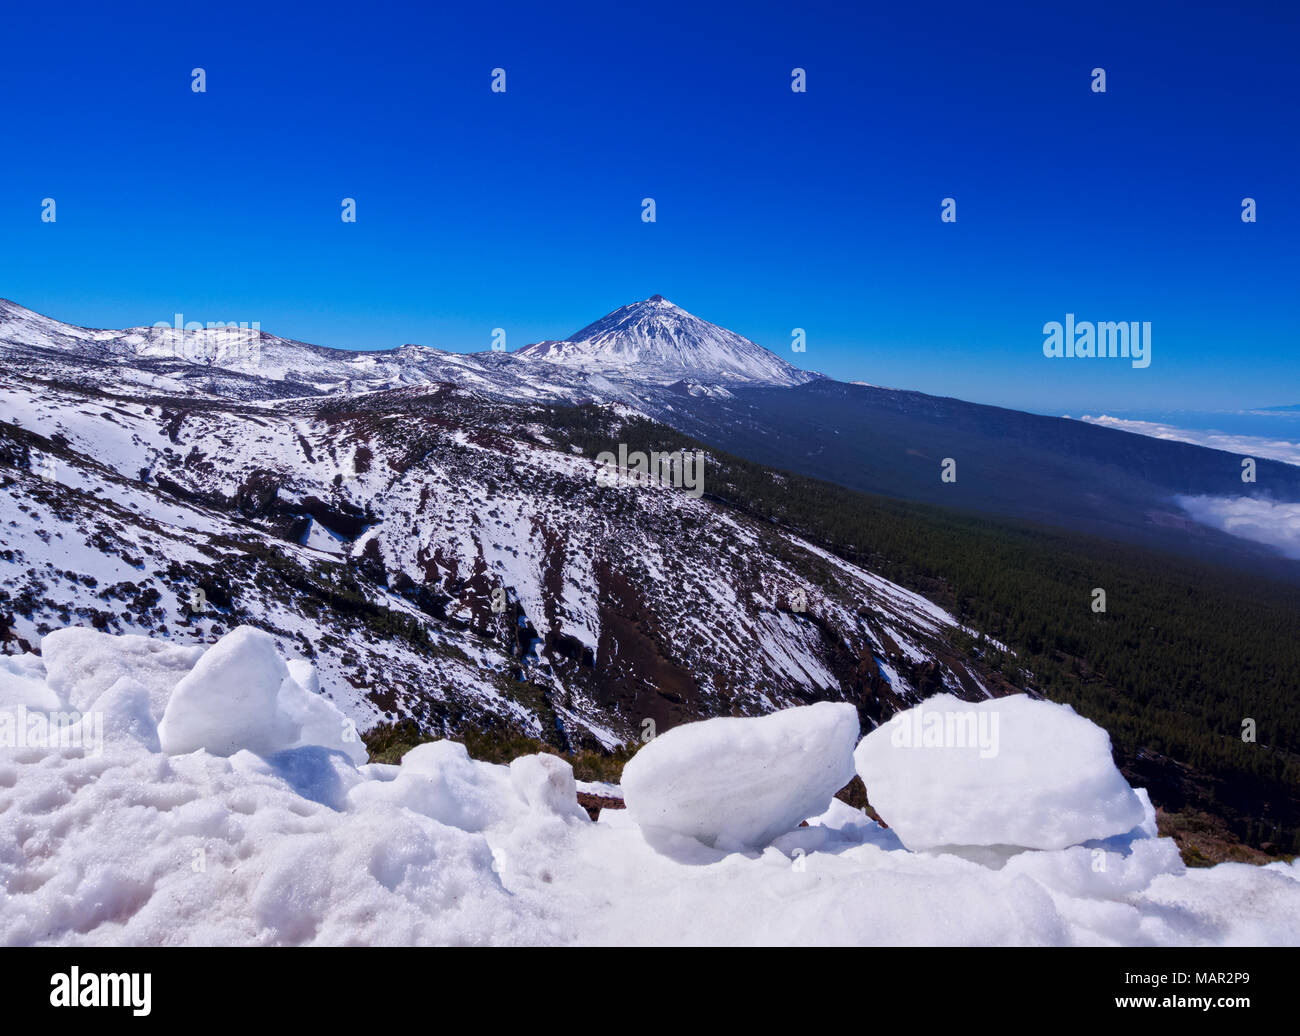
[1078,415,1300,468]
[1176,495,1300,560]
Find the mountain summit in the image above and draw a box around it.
[514,295,816,387]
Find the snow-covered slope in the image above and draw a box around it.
[0,349,1001,751]
[515,295,816,387]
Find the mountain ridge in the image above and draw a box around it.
[0,293,818,392]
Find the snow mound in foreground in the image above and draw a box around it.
[157,626,297,758]
[622,702,858,850]
[41,627,204,718]
[855,694,1147,851]
[156,626,365,764]
[2,625,1299,946]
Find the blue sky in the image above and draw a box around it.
[1,0,1296,413]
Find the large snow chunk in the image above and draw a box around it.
[278,660,366,765]
[855,694,1146,851]
[41,627,203,718]
[157,626,298,757]
[347,740,510,832]
[87,677,161,752]
[0,654,59,711]
[621,702,859,851]
[509,753,588,822]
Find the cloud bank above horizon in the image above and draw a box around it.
[1079,415,1300,468]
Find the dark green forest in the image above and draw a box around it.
[546,404,1300,853]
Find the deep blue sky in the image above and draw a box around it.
[1,1,1295,412]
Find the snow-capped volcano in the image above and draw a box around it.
[514,295,817,387]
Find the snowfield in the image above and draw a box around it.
[2,625,1298,946]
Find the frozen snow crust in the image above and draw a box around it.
[2,625,1298,946]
